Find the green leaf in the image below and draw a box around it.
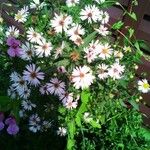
[128,28,134,38]
[68,120,76,139]
[0,96,11,105]
[128,12,137,21]
[140,128,150,141]
[81,90,90,104]
[129,99,139,111]
[138,40,150,53]
[67,139,75,150]
[112,21,124,30]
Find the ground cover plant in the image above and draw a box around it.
[0,0,150,149]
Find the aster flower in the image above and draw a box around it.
[57,66,67,73]
[6,26,19,38]
[20,42,35,61]
[29,114,41,133]
[21,100,36,111]
[67,23,85,41]
[15,6,29,23]
[97,43,113,59]
[18,87,31,100]
[84,40,99,63]
[66,0,80,7]
[50,13,72,33]
[95,25,109,36]
[108,62,125,80]
[57,127,67,136]
[27,27,42,43]
[99,11,109,24]
[7,37,22,57]
[64,97,78,109]
[97,64,109,80]
[39,85,49,95]
[71,66,95,89]
[34,38,53,57]
[59,92,73,104]
[138,79,150,93]
[47,78,65,96]
[23,64,44,87]
[11,73,27,93]
[80,5,100,23]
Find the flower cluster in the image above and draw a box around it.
[0,0,148,149]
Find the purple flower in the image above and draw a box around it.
[5,117,16,125]
[7,124,19,135]
[0,122,4,131]
[6,37,22,57]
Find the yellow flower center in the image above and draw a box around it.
[143,83,150,89]
[16,13,23,20]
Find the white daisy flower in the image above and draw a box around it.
[18,87,31,100]
[27,27,42,43]
[6,26,19,38]
[66,0,80,7]
[15,6,29,23]
[64,97,78,109]
[50,13,72,33]
[95,25,109,36]
[22,100,36,111]
[30,0,46,9]
[138,79,150,93]
[23,64,44,87]
[57,127,67,136]
[47,78,65,96]
[34,38,53,57]
[67,23,85,41]
[71,66,95,89]
[97,64,109,80]
[29,114,41,133]
[20,42,35,61]
[97,43,113,59]
[99,11,109,24]
[108,62,125,80]
[80,5,100,23]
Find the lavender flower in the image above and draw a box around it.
[7,37,22,57]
